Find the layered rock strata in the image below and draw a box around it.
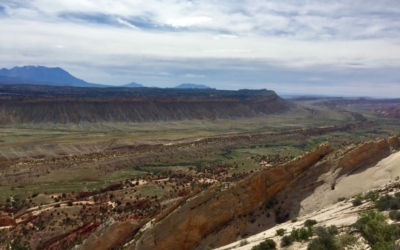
[131,137,400,250]
[132,143,334,250]
[0,93,291,124]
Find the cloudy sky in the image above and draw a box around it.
[0,0,399,97]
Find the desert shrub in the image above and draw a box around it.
[307,235,337,250]
[291,217,297,223]
[352,197,362,206]
[307,226,339,250]
[313,227,326,237]
[251,239,276,250]
[354,210,400,247]
[371,241,400,250]
[304,219,318,227]
[280,235,294,247]
[276,228,286,236]
[375,194,400,211]
[327,225,339,236]
[354,210,385,230]
[365,191,380,202]
[300,227,314,240]
[335,234,358,249]
[355,193,364,199]
[291,227,313,241]
[389,210,400,221]
[54,204,60,208]
[337,197,346,202]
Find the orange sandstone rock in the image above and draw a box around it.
[337,139,391,175]
[0,216,16,227]
[133,143,334,250]
[77,219,140,250]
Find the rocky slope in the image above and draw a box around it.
[216,180,400,250]
[122,136,400,250]
[71,218,142,250]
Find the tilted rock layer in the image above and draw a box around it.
[132,143,334,250]
[75,218,141,250]
[131,136,400,250]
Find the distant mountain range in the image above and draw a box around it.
[123,82,144,88]
[0,66,212,89]
[0,66,104,87]
[174,83,211,89]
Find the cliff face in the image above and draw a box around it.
[0,87,292,124]
[0,94,291,124]
[131,137,400,250]
[337,139,391,175]
[75,219,141,250]
[132,143,334,250]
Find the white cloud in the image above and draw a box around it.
[203,49,251,54]
[116,18,138,29]
[165,16,212,27]
[183,74,206,78]
[4,0,400,39]
[214,35,237,40]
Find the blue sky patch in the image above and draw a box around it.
[58,12,115,25]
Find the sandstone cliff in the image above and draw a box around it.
[75,218,141,250]
[129,136,400,250]
[132,143,334,250]
[336,138,391,175]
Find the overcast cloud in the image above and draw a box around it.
[0,0,399,97]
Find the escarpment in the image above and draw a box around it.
[0,88,291,124]
[130,136,400,250]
